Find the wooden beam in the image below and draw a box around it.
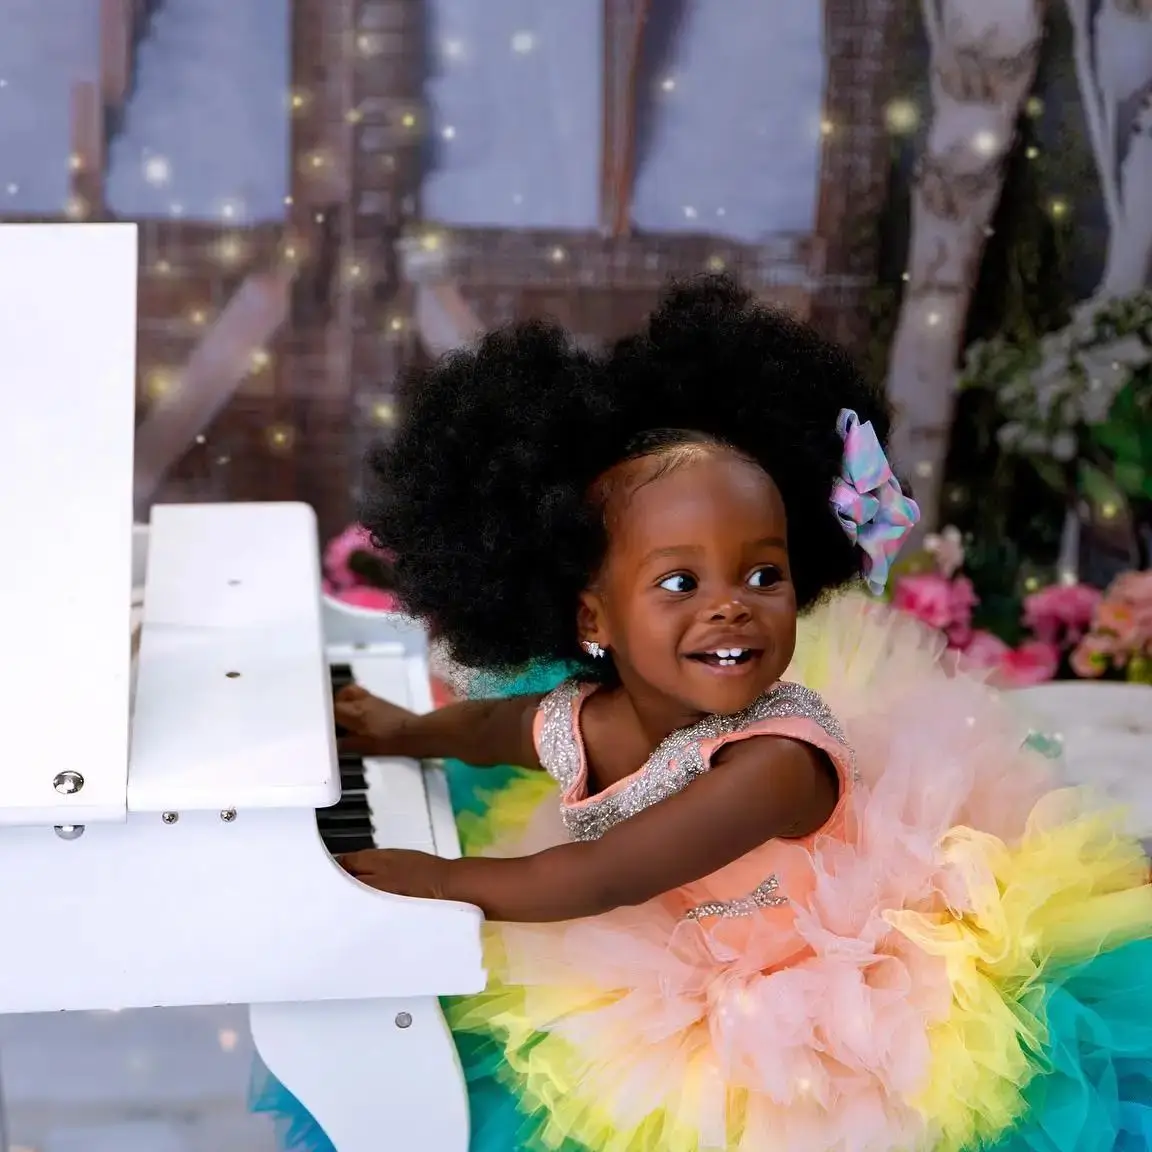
[69,83,106,214]
[810,0,901,351]
[600,0,651,238]
[99,0,143,109]
[133,268,295,512]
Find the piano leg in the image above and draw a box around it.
[250,997,470,1151]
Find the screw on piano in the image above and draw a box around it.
[53,770,84,795]
[53,824,85,840]
[395,1011,412,1029]
[162,811,179,824]
[220,808,237,823]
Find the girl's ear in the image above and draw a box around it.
[576,590,609,650]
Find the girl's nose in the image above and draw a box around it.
[705,597,752,624]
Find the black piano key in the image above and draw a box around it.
[318,808,373,829]
[322,811,370,829]
[338,752,366,790]
[340,767,367,791]
[331,664,356,736]
[322,668,375,855]
[330,794,370,814]
[321,830,376,855]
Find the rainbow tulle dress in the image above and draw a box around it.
[253,595,1152,1151]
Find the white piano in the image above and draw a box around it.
[0,224,483,1150]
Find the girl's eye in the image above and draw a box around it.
[658,573,697,594]
[748,566,783,589]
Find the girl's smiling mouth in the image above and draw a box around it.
[685,647,763,671]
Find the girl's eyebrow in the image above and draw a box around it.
[640,537,786,566]
[641,544,702,565]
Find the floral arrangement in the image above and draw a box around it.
[960,289,1152,523]
[322,523,400,612]
[888,525,1120,687]
[1068,569,1152,683]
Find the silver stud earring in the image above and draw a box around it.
[582,640,606,659]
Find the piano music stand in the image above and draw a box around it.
[0,223,137,829]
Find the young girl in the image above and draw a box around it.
[260,277,1152,1151]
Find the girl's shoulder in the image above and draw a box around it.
[534,677,855,792]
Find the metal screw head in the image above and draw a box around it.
[394,1011,412,1029]
[54,824,85,840]
[53,770,84,795]
[220,808,237,823]
[162,811,179,825]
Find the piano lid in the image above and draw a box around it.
[0,224,137,827]
[128,502,340,813]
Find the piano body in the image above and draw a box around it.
[0,223,482,1150]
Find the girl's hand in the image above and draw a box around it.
[337,848,451,900]
[334,684,417,755]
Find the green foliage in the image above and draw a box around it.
[962,291,1152,515]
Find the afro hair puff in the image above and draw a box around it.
[360,275,894,673]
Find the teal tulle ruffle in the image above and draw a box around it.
[988,937,1152,1152]
[249,1053,337,1152]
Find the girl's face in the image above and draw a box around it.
[579,449,798,720]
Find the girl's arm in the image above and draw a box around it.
[335,686,544,769]
[343,736,837,920]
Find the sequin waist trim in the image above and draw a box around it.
[682,875,789,921]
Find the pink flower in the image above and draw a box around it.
[924,526,965,578]
[891,573,959,631]
[959,632,1060,687]
[1109,570,1152,605]
[948,575,978,620]
[946,621,974,649]
[1096,600,1138,647]
[1070,632,1114,678]
[323,523,396,592]
[1102,570,1152,649]
[324,524,378,590]
[996,640,1060,687]
[958,629,1011,672]
[1022,583,1102,645]
[332,585,400,612]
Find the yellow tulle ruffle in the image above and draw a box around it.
[888,793,1152,1151]
[446,927,746,1152]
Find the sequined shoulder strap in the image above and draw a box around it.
[740,682,849,748]
[533,680,588,790]
[697,681,858,785]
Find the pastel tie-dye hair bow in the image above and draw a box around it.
[830,408,920,595]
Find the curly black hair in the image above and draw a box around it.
[360,275,894,674]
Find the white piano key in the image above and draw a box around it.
[347,655,436,852]
[363,757,435,853]
[425,763,463,859]
[349,653,415,709]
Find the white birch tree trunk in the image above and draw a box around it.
[885,0,1045,531]
[1061,0,1152,580]
[1071,0,1152,297]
